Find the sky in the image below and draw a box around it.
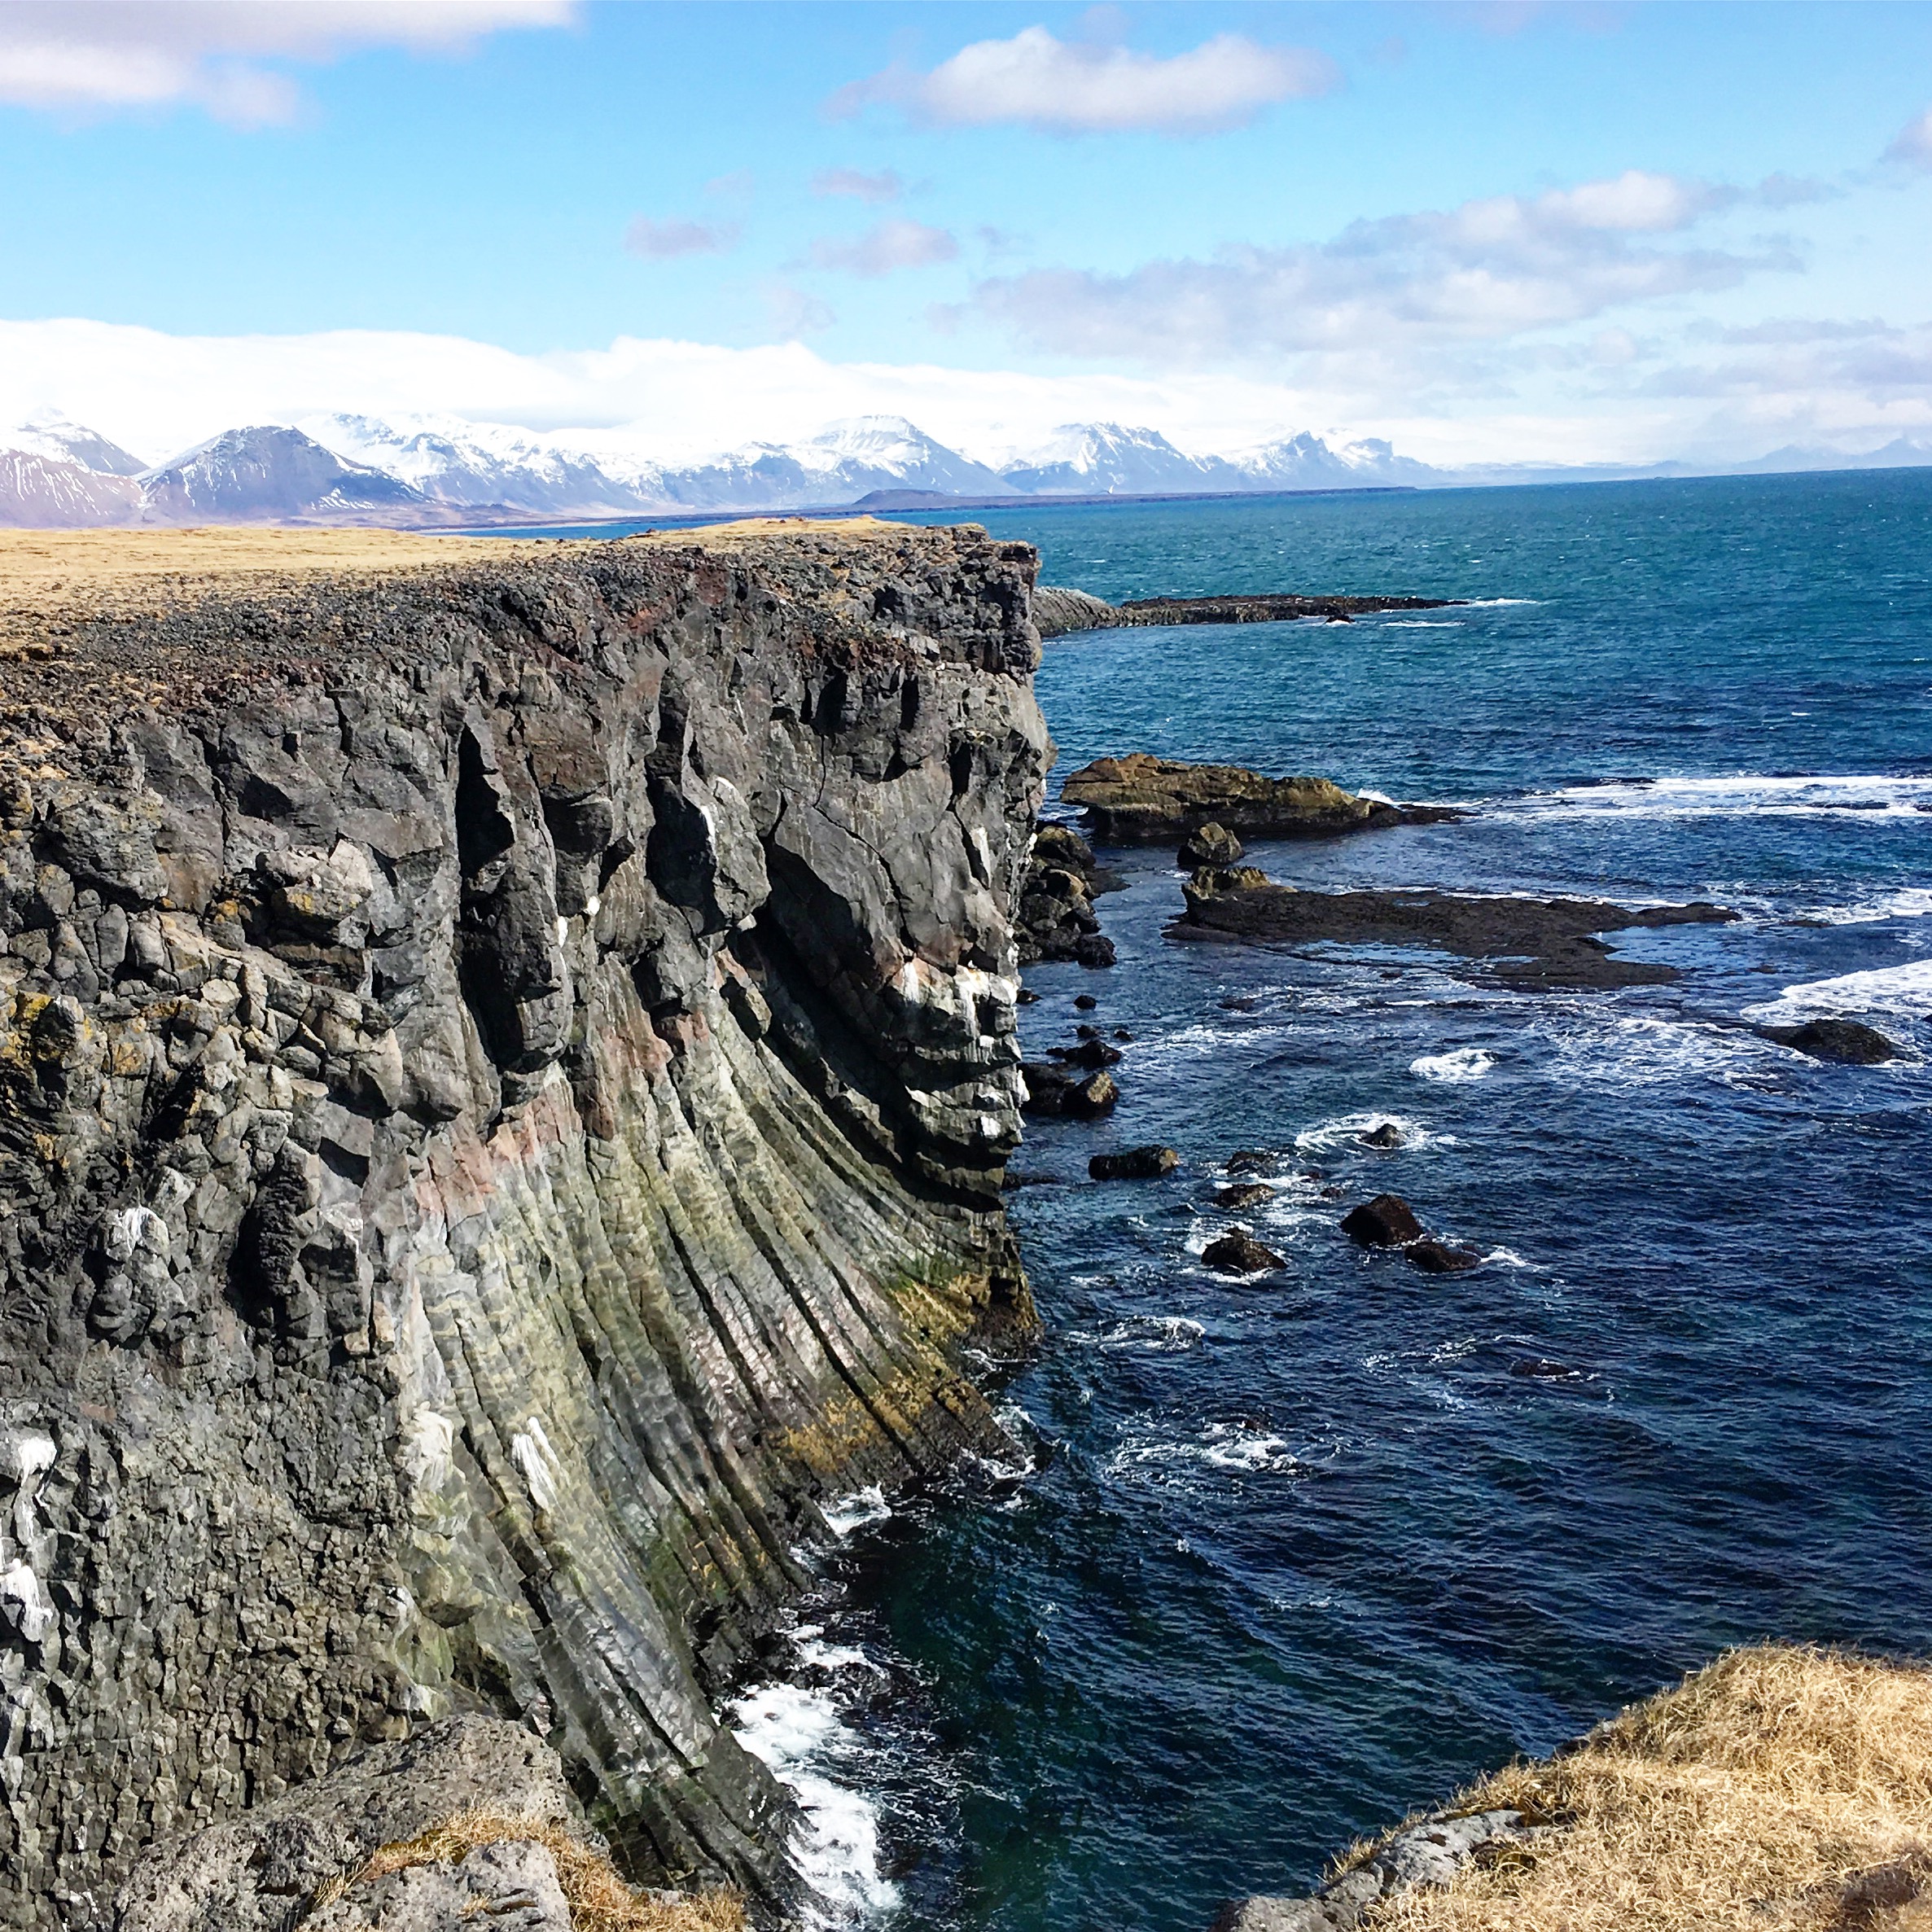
[2,0,1931,467]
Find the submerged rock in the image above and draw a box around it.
[1062,751,1457,843]
[1216,1182,1275,1211]
[1090,1145,1181,1181]
[1760,1017,1897,1064]
[1406,1237,1482,1274]
[1203,1229,1286,1274]
[1173,870,1736,991]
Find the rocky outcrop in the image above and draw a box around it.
[1032,591,1457,637]
[1173,871,1736,991]
[1178,822,1243,869]
[1062,754,1456,843]
[0,519,1049,1926]
[1759,1018,1897,1064]
[1015,824,1115,967]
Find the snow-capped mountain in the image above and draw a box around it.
[137,426,436,524]
[998,423,1242,496]
[1231,432,1440,490]
[0,414,147,526]
[8,412,148,478]
[300,413,664,515]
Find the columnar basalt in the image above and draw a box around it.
[0,521,1049,1928]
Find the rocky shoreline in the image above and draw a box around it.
[1032,586,1457,637]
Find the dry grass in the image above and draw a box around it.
[1364,1645,1932,1932]
[308,1809,746,1932]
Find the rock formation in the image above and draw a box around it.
[1061,754,1456,844]
[1014,824,1115,967]
[1173,870,1736,991]
[0,518,1049,1926]
[1032,590,1457,638]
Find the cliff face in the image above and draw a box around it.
[0,522,1048,1928]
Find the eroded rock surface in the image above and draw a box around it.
[1062,754,1455,844]
[0,520,1049,1925]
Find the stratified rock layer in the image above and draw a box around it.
[0,520,1049,1927]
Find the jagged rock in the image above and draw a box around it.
[1062,752,1455,843]
[1020,1063,1119,1119]
[1407,1237,1482,1274]
[1179,821,1245,868]
[1015,823,1117,968]
[115,1715,585,1932]
[1761,1018,1897,1064]
[1089,1146,1179,1181]
[1225,1150,1274,1174]
[0,521,1050,1925]
[1342,1194,1426,1246]
[1203,1229,1285,1274]
[1208,1808,1539,1932]
[1189,864,1274,898]
[1360,1122,1404,1150]
[1032,585,1118,637]
[1216,1182,1274,1211]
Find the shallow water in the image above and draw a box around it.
[738,471,1932,1932]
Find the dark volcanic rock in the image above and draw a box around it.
[1173,870,1736,990]
[1089,1145,1181,1181]
[0,520,1049,1924]
[1225,1150,1274,1174]
[1022,1063,1119,1118]
[1760,1018,1897,1064]
[1032,585,1118,637]
[1342,1194,1426,1247]
[1406,1237,1482,1274]
[1179,821,1244,868]
[1203,1229,1286,1274]
[1033,588,1456,639]
[1359,1122,1404,1150]
[1051,1036,1124,1069]
[1062,752,1457,843]
[1015,823,1116,967]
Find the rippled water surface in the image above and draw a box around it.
[747,473,1932,1932]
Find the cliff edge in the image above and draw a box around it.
[0,519,1048,1927]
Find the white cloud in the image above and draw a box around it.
[808,219,958,277]
[0,1,572,125]
[1885,106,1932,169]
[830,25,1338,136]
[624,217,738,261]
[813,167,902,203]
[966,169,1792,366]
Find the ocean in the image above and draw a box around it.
[724,471,1932,1932]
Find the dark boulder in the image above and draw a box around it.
[1342,1194,1425,1247]
[1179,821,1245,869]
[1359,1122,1404,1150]
[1075,992,1098,1010]
[1203,1229,1286,1274]
[1051,1036,1123,1070]
[1761,1018,1897,1064]
[1090,1146,1181,1181]
[1225,1150,1274,1174]
[1016,823,1116,967]
[1022,1062,1117,1118]
[1406,1237,1481,1274]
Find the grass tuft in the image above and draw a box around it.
[1367,1645,1932,1931]
[308,1809,746,1931]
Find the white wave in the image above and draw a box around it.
[1410,1047,1496,1083]
[821,1486,892,1537]
[1744,959,1932,1024]
[1460,597,1540,607]
[1294,1111,1455,1153]
[1109,1420,1297,1479]
[1517,773,1932,821]
[1799,886,1932,926]
[1386,619,1463,628]
[1543,1014,1760,1087]
[1070,1315,1206,1353]
[729,1676,900,1925]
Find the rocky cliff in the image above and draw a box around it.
[0,519,1049,1928]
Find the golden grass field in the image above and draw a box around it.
[1360,1645,1932,1932]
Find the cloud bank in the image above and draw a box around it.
[831,25,1338,136]
[0,1,572,125]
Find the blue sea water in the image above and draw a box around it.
[738,472,1932,1932]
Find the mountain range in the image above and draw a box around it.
[1,409,1926,531]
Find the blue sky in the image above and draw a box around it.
[2,2,1931,466]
